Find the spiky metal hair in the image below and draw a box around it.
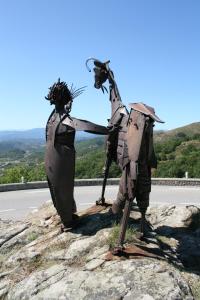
[45,78,85,105]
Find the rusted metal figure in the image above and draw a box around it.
[86,59,164,252]
[45,79,108,229]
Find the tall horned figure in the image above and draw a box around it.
[86,58,164,252]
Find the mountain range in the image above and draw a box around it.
[0,128,99,142]
[154,122,200,142]
[1,122,200,180]
[1,122,200,143]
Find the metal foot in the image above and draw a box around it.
[139,216,153,238]
[96,197,105,206]
[112,245,125,256]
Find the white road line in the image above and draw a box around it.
[150,202,200,206]
[26,190,49,194]
[150,201,168,203]
[29,206,37,209]
[0,208,16,213]
[169,188,200,191]
[153,186,200,190]
[179,202,200,205]
[79,202,95,206]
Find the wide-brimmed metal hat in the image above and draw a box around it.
[129,102,164,123]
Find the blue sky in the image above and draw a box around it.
[0,0,199,131]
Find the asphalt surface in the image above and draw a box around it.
[0,185,199,221]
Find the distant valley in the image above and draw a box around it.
[0,122,200,183]
[0,128,98,142]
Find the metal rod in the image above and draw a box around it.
[116,197,132,247]
[96,156,111,205]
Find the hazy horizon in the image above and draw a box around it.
[1,120,200,133]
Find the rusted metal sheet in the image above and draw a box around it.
[105,244,164,260]
[129,102,164,123]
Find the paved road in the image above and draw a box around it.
[0,185,199,220]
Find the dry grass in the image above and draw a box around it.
[9,256,55,285]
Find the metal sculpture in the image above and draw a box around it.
[45,78,108,229]
[86,58,164,252]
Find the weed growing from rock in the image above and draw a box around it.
[108,223,137,248]
[27,231,40,242]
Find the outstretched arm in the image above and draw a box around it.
[62,117,108,135]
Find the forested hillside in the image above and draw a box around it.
[153,122,200,178]
[0,122,200,183]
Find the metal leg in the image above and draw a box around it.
[96,158,111,206]
[112,197,133,254]
[140,209,146,236]
[96,174,107,205]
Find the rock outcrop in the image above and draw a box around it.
[0,202,200,300]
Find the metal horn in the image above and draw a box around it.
[85,57,103,72]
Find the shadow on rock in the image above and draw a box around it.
[156,224,200,274]
[69,205,116,236]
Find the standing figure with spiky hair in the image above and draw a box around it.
[45,79,108,230]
